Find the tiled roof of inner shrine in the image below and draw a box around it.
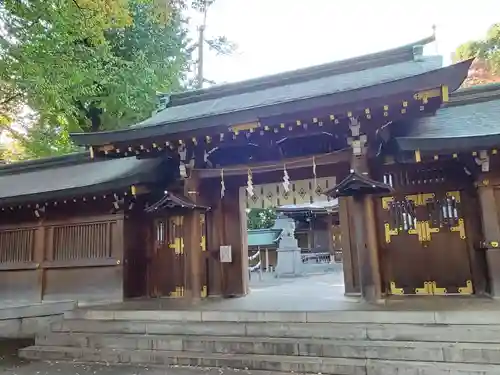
[396,83,500,152]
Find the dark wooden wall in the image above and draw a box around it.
[0,204,127,305]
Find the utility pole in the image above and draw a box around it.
[196,0,209,89]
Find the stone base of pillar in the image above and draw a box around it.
[486,249,500,296]
[275,247,304,278]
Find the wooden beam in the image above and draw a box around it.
[196,149,351,178]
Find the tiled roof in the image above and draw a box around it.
[0,153,164,205]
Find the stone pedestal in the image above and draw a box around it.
[274,216,303,278]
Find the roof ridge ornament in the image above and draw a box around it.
[413,45,424,62]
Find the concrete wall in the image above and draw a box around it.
[0,301,76,339]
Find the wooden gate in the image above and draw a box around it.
[150,215,185,297]
[379,190,473,295]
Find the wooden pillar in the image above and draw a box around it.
[184,171,203,300]
[339,197,359,295]
[33,220,46,302]
[203,179,248,297]
[477,180,500,296]
[349,147,382,302]
[219,186,248,296]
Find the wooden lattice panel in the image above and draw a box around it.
[241,177,336,209]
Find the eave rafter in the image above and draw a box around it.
[0,184,150,216]
[89,86,449,166]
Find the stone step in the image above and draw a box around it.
[35,332,500,364]
[52,319,500,343]
[66,308,500,325]
[19,345,500,375]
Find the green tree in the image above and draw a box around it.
[247,208,277,230]
[0,0,191,159]
[455,23,500,87]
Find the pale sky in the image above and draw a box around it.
[198,0,500,84]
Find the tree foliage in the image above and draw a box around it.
[0,0,235,161]
[455,23,500,87]
[247,208,277,230]
[0,0,191,159]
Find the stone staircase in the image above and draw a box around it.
[19,307,500,375]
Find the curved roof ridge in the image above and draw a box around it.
[168,35,436,107]
[0,152,90,176]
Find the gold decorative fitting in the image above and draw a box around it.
[452,153,458,158]
[491,241,499,248]
[153,143,157,148]
[169,237,184,255]
[415,149,421,163]
[472,151,477,156]
[347,111,353,117]
[383,105,389,110]
[200,235,206,251]
[483,179,490,186]
[431,281,447,295]
[280,123,285,128]
[201,285,208,298]
[441,85,449,102]
[450,218,466,240]
[414,88,441,101]
[365,108,370,114]
[384,223,398,243]
[402,101,408,107]
[329,114,335,120]
[116,260,121,265]
[170,286,185,298]
[131,185,137,196]
[390,281,404,295]
[382,196,395,210]
[492,149,498,155]
[230,121,260,132]
[89,146,94,159]
[415,281,431,295]
[458,280,473,295]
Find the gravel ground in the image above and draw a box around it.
[1,361,281,375]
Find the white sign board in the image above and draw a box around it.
[219,245,232,263]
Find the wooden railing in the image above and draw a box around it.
[52,222,111,261]
[0,228,35,263]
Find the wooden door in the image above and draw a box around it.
[424,191,473,295]
[380,191,474,296]
[379,195,430,295]
[150,216,185,297]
